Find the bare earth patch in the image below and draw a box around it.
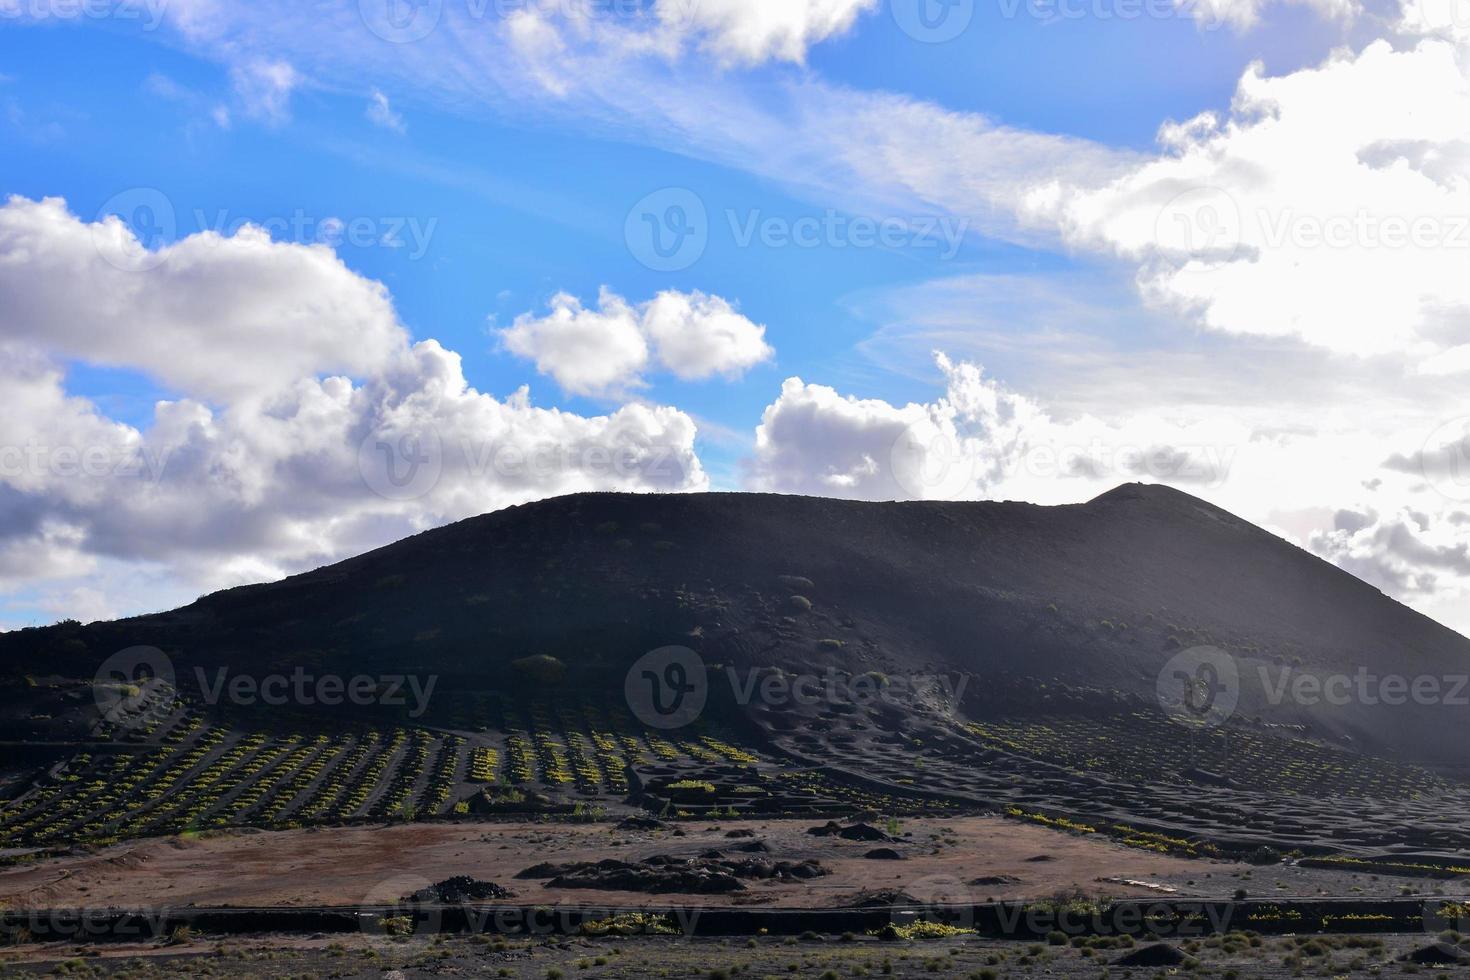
[0,816,1216,910]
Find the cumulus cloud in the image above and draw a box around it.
[1025,21,1470,367]
[656,0,878,65]
[640,290,776,380]
[501,290,650,399]
[1310,506,1470,596]
[745,353,1241,502]
[0,199,708,621]
[0,196,407,402]
[502,288,773,397]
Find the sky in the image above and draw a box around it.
[3,0,1470,635]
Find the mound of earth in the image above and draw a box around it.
[516,855,829,894]
[9,484,1469,770]
[1406,942,1470,965]
[407,877,514,903]
[837,889,919,908]
[617,816,666,832]
[1116,943,1187,967]
[807,821,895,842]
[863,848,905,860]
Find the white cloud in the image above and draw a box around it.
[1178,0,1358,30]
[640,290,775,380]
[366,87,404,133]
[1025,26,1470,367]
[0,199,709,621]
[499,0,877,76]
[746,375,931,499]
[746,352,1242,502]
[656,0,878,65]
[96,1,1137,250]
[501,290,650,398]
[505,9,576,96]
[0,196,407,402]
[230,58,299,125]
[1399,0,1470,41]
[502,288,773,397]
[1309,505,1470,596]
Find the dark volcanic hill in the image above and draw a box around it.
[5,483,1469,768]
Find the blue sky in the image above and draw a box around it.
[3,5,1333,444]
[3,0,1470,633]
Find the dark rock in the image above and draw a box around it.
[725,829,757,838]
[968,875,1021,887]
[1115,944,1186,967]
[515,862,571,880]
[527,855,829,895]
[617,816,666,831]
[548,859,746,895]
[1407,943,1469,965]
[840,823,895,842]
[807,821,894,842]
[863,847,905,860]
[839,890,918,908]
[407,877,514,903]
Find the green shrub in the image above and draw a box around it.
[667,780,716,793]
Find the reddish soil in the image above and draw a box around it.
[0,817,1208,910]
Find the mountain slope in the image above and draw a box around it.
[4,484,1468,766]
